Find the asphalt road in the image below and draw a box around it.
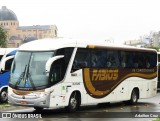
[0,93,160,121]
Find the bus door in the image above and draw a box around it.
[47,48,74,105]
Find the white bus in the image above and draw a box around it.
[8,38,157,112]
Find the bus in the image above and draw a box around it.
[0,48,6,62]
[157,52,160,90]
[0,48,17,103]
[8,38,157,111]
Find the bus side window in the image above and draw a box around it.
[147,53,157,68]
[5,58,14,71]
[0,55,3,61]
[72,48,90,71]
[120,51,126,68]
[106,51,119,68]
[50,58,65,84]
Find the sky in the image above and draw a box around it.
[1,0,160,44]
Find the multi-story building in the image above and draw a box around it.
[124,35,154,47]
[0,6,58,47]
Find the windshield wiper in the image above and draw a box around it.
[24,58,36,89]
[27,73,36,89]
[15,65,27,88]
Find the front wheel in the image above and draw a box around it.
[66,92,79,112]
[0,89,8,103]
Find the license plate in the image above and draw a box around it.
[20,101,28,104]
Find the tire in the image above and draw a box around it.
[66,92,79,112]
[0,89,8,103]
[125,89,139,105]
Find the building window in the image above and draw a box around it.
[39,34,42,39]
[55,30,57,36]
[18,34,21,38]
[43,31,47,34]
[17,43,19,47]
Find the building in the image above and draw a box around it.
[0,6,58,47]
[124,35,154,47]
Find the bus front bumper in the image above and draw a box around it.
[8,93,50,108]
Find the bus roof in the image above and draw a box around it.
[0,48,6,55]
[18,38,157,52]
[0,48,17,55]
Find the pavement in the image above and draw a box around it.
[0,104,31,112]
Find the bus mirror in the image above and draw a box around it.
[45,55,64,75]
[0,55,14,71]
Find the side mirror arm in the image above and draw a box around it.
[0,55,14,71]
[45,55,64,75]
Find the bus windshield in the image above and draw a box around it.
[9,51,54,90]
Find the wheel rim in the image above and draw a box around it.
[132,91,137,103]
[1,91,7,101]
[70,97,77,109]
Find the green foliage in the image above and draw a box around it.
[152,118,160,121]
[0,26,7,47]
[148,46,160,51]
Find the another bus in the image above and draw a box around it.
[157,52,160,90]
[8,38,157,111]
[0,48,6,62]
[0,48,17,103]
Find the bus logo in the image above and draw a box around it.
[92,69,118,81]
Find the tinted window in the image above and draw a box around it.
[120,51,157,69]
[158,54,160,62]
[72,48,157,70]
[50,48,74,84]
[72,48,90,71]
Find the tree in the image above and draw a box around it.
[0,26,7,47]
[149,46,160,51]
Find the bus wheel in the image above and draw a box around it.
[66,92,79,112]
[128,89,138,105]
[0,89,8,103]
[34,107,43,111]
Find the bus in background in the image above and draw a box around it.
[0,48,17,103]
[0,48,6,62]
[157,52,160,90]
[8,38,157,112]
